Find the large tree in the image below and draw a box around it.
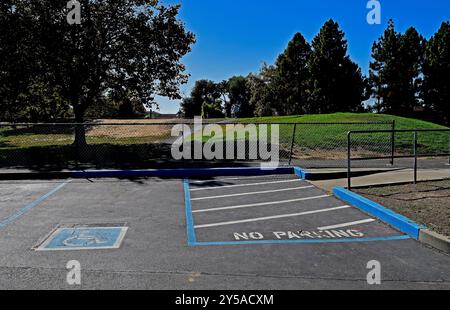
[308,20,367,113]
[227,76,252,117]
[179,79,221,118]
[247,64,278,117]
[369,20,425,115]
[1,0,195,145]
[216,80,231,117]
[423,21,450,125]
[274,32,311,115]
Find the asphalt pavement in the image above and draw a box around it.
[0,175,449,289]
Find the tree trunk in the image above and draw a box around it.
[74,123,87,147]
[225,102,232,118]
[73,104,87,148]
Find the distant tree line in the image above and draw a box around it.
[179,19,450,126]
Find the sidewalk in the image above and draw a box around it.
[311,168,450,192]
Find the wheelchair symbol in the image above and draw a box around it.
[62,231,108,247]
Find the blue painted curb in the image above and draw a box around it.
[70,167,295,179]
[333,187,423,240]
[294,167,305,179]
[294,167,314,180]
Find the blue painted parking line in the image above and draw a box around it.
[189,235,410,246]
[35,226,128,251]
[0,181,70,230]
[183,178,197,245]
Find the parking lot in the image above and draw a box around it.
[0,174,449,289]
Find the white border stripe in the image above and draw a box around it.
[194,205,352,228]
[317,219,376,231]
[192,195,331,213]
[190,186,314,201]
[190,179,303,191]
[191,175,288,183]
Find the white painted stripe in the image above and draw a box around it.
[317,219,376,231]
[192,195,331,213]
[190,186,314,201]
[190,179,303,191]
[194,205,352,229]
[191,175,291,184]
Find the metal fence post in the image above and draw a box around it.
[347,131,352,190]
[288,123,297,166]
[390,120,396,165]
[448,135,450,165]
[74,124,80,167]
[413,131,418,184]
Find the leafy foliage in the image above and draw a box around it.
[180,80,220,117]
[0,0,195,127]
[228,76,252,117]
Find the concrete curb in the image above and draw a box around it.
[333,187,423,240]
[419,229,450,254]
[333,187,450,254]
[294,167,398,181]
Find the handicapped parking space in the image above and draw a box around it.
[0,178,188,269]
[186,175,409,245]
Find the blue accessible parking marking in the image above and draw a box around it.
[184,175,409,246]
[35,226,128,251]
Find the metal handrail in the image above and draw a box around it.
[349,128,450,133]
[347,128,450,189]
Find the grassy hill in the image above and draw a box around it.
[209,113,449,156]
[237,113,448,130]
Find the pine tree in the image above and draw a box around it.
[369,20,424,115]
[308,20,366,113]
[274,32,311,115]
[423,21,450,125]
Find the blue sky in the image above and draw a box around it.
[157,0,450,114]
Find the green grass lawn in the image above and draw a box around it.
[237,112,447,129]
[1,113,448,160]
[194,113,449,155]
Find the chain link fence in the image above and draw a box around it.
[287,122,395,168]
[0,120,393,170]
[347,129,450,188]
